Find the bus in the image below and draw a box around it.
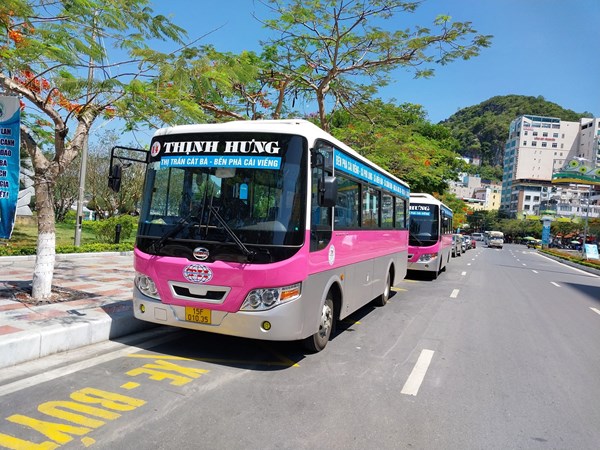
[487,231,504,249]
[111,119,410,352]
[407,193,453,279]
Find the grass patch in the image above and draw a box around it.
[1,216,136,256]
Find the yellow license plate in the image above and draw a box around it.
[184,307,211,324]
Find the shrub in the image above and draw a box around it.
[92,215,138,243]
[0,243,134,256]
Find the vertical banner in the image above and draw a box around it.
[0,96,21,239]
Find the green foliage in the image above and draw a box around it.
[329,100,465,194]
[441,95,592,166]
[90,215,138,243]
[541,249,600,270]
[261,0,492,129]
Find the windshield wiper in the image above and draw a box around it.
[207,204,256,261]
[409,232,425,246]
[150,206,201,253]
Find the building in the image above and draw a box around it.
[500,115,599,220]
[472,183,502,211]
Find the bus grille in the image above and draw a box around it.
[169,282,230,304]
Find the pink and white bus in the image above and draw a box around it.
[115,120,410,352]
[407,193,453,279]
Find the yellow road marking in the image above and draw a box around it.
[81,437,96,447]
[120,382,140,390]
[127,353,298,368]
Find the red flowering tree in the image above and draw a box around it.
[0,0,192,299]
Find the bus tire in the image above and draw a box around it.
[373,270,391,307]
[303,293,335,353]
[431,262,441,280]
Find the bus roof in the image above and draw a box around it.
[410,193,453,210]
[153,119,410,190]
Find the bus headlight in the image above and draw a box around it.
[135,272,160,299]
[241,283,301,311]
[418,253,438,262]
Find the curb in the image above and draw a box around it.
[0,302,155,369]
[536,251,600,277]
[0,251,134,262]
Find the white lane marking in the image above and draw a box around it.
[461,271,467,276]
[467,263,471,266]
[533,252,600,278]
[522,263,527,266]
[450,289,460,298]
[0,331,182,397]
[591,308,600,316]
[401,349,435,396]
[551,282,561,287]
[532,270,538,274]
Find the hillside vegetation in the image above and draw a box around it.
[441,95,593,167]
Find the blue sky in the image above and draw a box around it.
[152,0,599,124]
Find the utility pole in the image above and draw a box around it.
[74,17,96,246]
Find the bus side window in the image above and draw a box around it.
[310,163,332,252]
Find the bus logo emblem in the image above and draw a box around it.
[193,247,210,261]
[151,141,161,157]
[183,264,213,283]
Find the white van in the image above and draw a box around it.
[472,232,484,241]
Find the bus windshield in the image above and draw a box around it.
[409,203,439,245]
[136,132,307,263]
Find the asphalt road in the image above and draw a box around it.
[0,244,599,450]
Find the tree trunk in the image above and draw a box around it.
[31,161,57,299]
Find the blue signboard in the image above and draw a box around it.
[159,154,281,170]
[541,224,551,245]
[584,244,599,260]
[334,150,409,199]
[0,96,20,239]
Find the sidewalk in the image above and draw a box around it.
[0,252,154,369]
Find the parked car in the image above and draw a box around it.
[472,232,484,242]
[462,235,472,250]
[452,234,462,257]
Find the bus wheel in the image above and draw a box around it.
[374,271,391,307]
[431,262,440,280]
[303,294,335,353]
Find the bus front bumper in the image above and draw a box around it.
[133,289,308,341]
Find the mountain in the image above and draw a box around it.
[440,95,593,167]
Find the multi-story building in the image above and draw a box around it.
[500,115,599,219]
[472,183,502,211]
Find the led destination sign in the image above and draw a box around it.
[152,139,282,170]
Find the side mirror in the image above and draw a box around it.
[108,164,122,192]
[318,175,337,207]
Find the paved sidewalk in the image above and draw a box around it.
[0,252,153,369]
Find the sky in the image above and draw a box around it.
[148,0,599,125]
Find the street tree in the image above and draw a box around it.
[330,100,466,193]
[122,45,274,127]
[52,153,80,222]
[0,0,190,299]
[86,133,146,218]
[259,0,492,130]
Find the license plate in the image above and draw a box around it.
[184,307,211,324]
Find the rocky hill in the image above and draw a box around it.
[441,95,592,167]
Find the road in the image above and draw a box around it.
[0,244,599,449]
